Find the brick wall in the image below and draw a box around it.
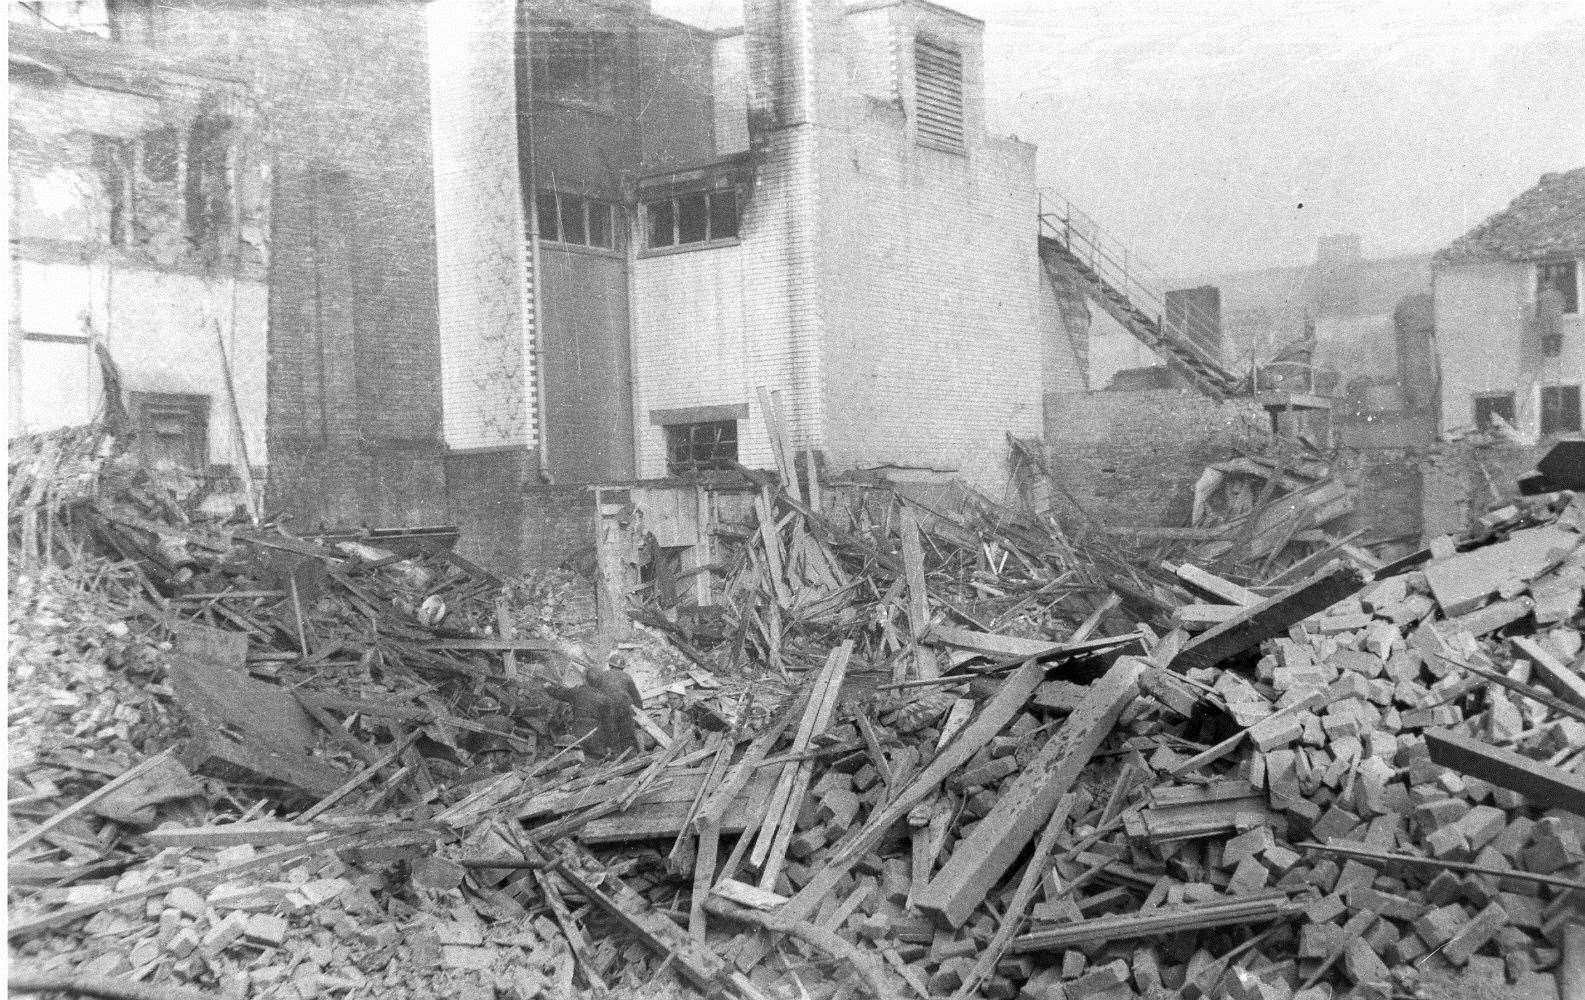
[155,0,446,527]
[447,446,595,576]
[819,2,1045,488]
[1420,440,1544,539]
[1044,389,1265,527]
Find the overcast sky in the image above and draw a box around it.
[659,0,1585,278]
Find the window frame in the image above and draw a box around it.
[664,420,739,477]
[1540,384,1582,437]
[1537,260,1580,316]
[914,37,965,153]
[535,190,619,253]
[529,28,616,112]
[1472,392,1516,431]
[640,187,740,255]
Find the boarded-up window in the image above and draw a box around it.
[1473,392,1515,431]
[915,39,964,151]
[1541,385,1581,436]
[666,420,737,476]
[531,30,615,108]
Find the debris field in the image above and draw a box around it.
[6,419,1585,1000]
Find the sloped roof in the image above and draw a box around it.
[1436,167,1585,264]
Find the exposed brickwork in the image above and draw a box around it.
[153,0,445,526]
[448,448,595,576]
[1044,389,1265,527]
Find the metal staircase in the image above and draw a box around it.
[1038,191,1248,401]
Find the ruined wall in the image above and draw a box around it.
[8,26,269,473]
[1420,440,1546,539]
[154,0,446,527]
[1434,259,1585,439]
[1044,389,1265,527]
[447,448,594,576]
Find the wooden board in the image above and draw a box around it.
[554,768,778,844]
[777,661,1048,924]
[1425,728,1585,818]
[913,657,1146,928]
[1170,563,1366,673]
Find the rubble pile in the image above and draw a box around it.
[7,421,1585,1000]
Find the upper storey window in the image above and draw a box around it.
[531,29,616,109]
[914,38,964,152]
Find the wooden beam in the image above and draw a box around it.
[1170,562,1366,673]
[776,661,1048,923]
[1425,728,1585,817]
[913,657,1145,928]
[1512,636,1585,711]
[1010,890,1307,953]
[7,748,177,857]
[1170,563,1260,607]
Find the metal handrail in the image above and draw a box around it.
[1037,189,1231,375]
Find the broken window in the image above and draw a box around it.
[536,190,618,250]
[92,135,135,246]
[184,115,234,251]
[915,38,964,151]
[666,420,738,476]
[1541,385,1581,437]
[1473,393,1515,431]
[643,188,739,250]
[531,30,615,108]
[1537,260,1580,315]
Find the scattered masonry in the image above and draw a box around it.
[7,414,1585,1000]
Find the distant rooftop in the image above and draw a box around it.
[1436,167,1585,265]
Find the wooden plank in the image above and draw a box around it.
[298,729,423,822]
[777,661,1048,923]
[1425,728,1585,817]
[913,656,1145,928]
[1171,563,1260,607]
[754,488,793,611]
[1170,562,1366,673]
[757,644,850,889]
[1512,636,1585,711]
[421,637,555,653]
[950,793,1078,1000]
[7,748,177,857]
[8,833,364,940]
[581,765,778,844]
[750,649,846,870]
[1010,891,1306,953]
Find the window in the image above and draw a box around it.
[92,135,135,246]
[1541,385,1581,436]
[643,188,738,250]
[1538,261,1580,315]
[185,115,233,251]
[1473,393,1515,431]
[531,30,615,108]
[666,421,738,476]
[914,39,964,151]
[536,191,616,250]
[12,0,111,37]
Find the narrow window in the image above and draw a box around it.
[708,188,739,241]
[587,201,614,249]
[647,199,677,249]
[1473,393,1516,431]
[1538,261,1580,315]
[914,39,964,150]
[536,190,560,242]
[184,114,233,250]
[559,193,586,246]
[1541,385,1582,436]
[676,191,709,245]
[665,420,738,476]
